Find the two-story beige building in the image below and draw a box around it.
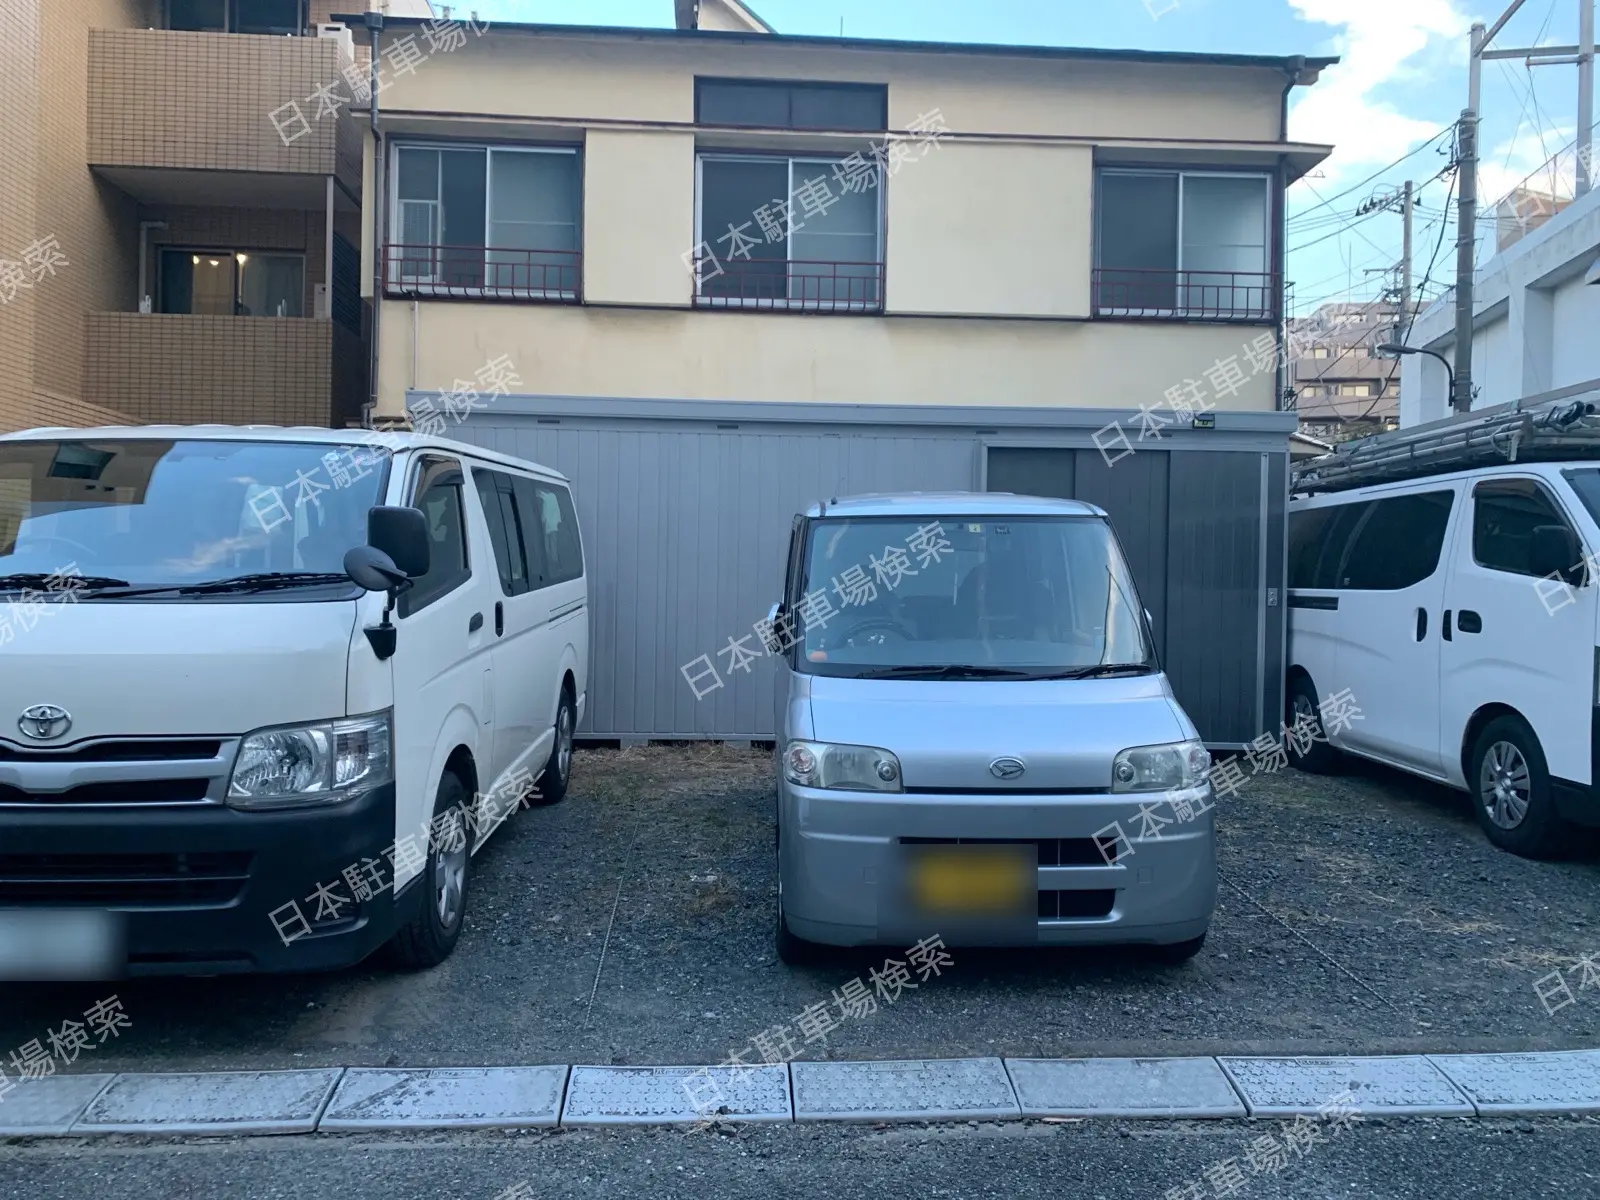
[352,1,1333,420]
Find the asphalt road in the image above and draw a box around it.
[3,744,1599,1075]
[2,1117,1597,1199]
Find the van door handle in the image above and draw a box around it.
[1442,609,1453,641]
[494,601,504,637]
[468,612,483,633]
[1415,607,1427,641]
[1457,609,1483,634]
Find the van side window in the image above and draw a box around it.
[401,457,471,616]
[1287,501,1367,589]
[1473,479,1573,577]
[514,477,583,587]
[1338,491,1454,590]
[472,468,530,596]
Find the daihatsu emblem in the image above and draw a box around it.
[18,704,71,740]
[990,757,1026,780]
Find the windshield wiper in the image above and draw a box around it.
[1031,663,1156,680]
[170,571,354,596]
[0,572,131,592]
[854,664,1039,680]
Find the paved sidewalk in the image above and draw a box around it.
[5,1048,1600,1138]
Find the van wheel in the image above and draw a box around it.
[1470,715,1570,859]
[1148,933,1206,965]
[528,689,576,807]
[388,771,471,969]
[1286,676,1341,774]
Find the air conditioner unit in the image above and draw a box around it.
[316,23,355,60]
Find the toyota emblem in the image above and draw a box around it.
[989,757,1026,780]
[18,704,72,741]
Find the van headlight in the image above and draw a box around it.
[228,710,393,810]
[783,740,902,792]
[1111,739,1210,793]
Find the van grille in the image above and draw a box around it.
[0,740,223,763]
[899,836,1112,866]
[0,852,252,906]
[0,779,212,805]
[1037,889,1116,919]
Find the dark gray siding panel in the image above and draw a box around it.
[1071,448,1171,663]
[1164,451,1264,745]
[986,447,1077,503]
[456,417,975,739]
[1263,451,1287,741]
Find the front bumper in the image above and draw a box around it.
[778,779,1216,948]
[0,783,412,976]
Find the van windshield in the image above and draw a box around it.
[0,438,388,595]
[795,515,1154,678]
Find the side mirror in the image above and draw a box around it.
[368,506,431,578]
[761,601,786,654]
[343,545,409,594]
[1530,525,1581,584]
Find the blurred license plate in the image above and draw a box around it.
[908,848,1033,916]
[0,910,125,981]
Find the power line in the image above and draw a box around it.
[1285,125,1455,226]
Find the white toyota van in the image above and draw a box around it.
[1287,453,1600,858]
[0,425,587,977]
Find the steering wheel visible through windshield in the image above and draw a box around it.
[794,515,1153,678]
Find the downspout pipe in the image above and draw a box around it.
[1275,57,1305,415]
[364,9,385,428]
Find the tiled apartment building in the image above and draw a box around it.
[350,0,1334,421]
[0,0,428,435]
[1287,300,1408,441]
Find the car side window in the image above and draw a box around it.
[1338,491,1454,590]
[1288,501,1368,589]
[513,477,582,588]
[472,467,530,596]
[1473,478,1573,578]
[400,457,471,616]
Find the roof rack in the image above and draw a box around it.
[1291,387,1600,494]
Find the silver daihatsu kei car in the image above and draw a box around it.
[770,493,1216,964]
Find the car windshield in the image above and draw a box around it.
[1562,468,1600,528]
[795,514,1153,677]
[0,438,388,592]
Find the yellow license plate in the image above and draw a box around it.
[909,849,1032,915]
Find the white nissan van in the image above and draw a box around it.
[0,426,587,977]
[1286,459,1600,858]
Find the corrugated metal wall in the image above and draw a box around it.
[450,401,1289,747]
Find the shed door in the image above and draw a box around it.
[987,446,1266,746]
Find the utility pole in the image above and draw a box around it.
[1454,107,1478,414]
[1581,0,1595,195]
[1401,179,1414,341]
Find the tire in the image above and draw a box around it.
[1469,714,1571,859]
[527,687,576,807]
[1286,675,1342,775]
[388,771,471,969]
[1148,934,1207,965]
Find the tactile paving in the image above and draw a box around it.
[73,1069,343,1135]
[0,1074,113,1136]
[1429,1050,1600,1115]
[319,1066,567,1130]
[1218,1055,1472,1116]
[559,1064,790,1125]
[1006,1057,1246,1118]
[790,1057,1019,1122]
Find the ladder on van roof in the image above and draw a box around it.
[1291,385,1600,495]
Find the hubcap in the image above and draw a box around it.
[557,703,573,783]
[1479,740,1531,829]
[1291,693,1319,736]
[433,813,467,928]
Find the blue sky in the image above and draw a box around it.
[452,0,1588,318]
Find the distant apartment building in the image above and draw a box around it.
[1287,300,1406,441]
[0,0,430,435]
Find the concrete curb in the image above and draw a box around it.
[3,1050,1599,1138]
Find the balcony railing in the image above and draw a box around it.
[694,257,884,313]
[383,245,581,302]
[1092,268,1278,321]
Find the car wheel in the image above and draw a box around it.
[527,688,576,807]
[388,771,471,969]
[1470,714,1570,859]
[1286,675,1341,774]
[1148,933,1206,965]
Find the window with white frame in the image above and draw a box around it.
[389,143,581,299]
[1094,169,1273,319]
[695,154,883,311]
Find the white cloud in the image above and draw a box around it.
[1286,0,1470,186]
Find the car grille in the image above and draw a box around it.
[0,852,253,906]
[899,836,1113,866]
[1037,889,1116,919]
[0,740,223,762]
[0,779,212,805]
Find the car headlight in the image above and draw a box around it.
[1110,739,1211,793]
[783,740,902,792]
[228,710,393,810]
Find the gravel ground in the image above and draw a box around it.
[3,744,1599,1073]
[3,1117,1598,1200]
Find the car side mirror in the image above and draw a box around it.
[1530,524,1582,584]
[368,505,431,578]
[761,601,786,654]
[343,545,409,594]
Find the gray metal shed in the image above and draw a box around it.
[437,394,1293,749]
